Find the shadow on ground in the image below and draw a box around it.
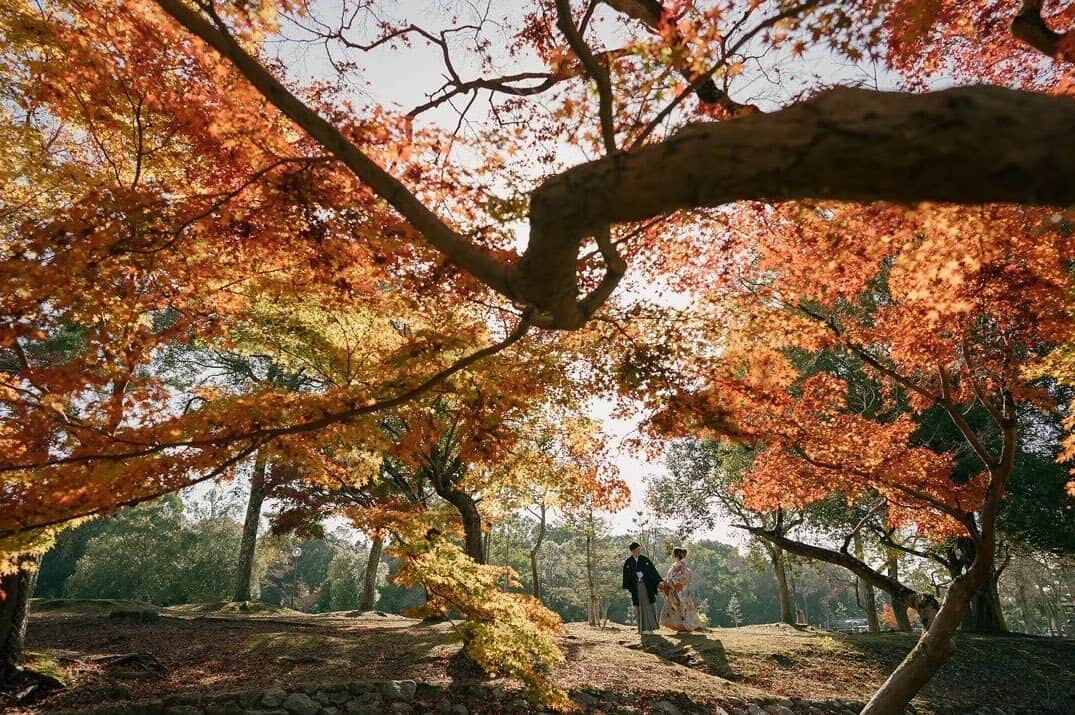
[634,631,735,680]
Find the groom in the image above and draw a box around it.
[622,542,662,633]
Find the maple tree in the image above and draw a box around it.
[642,201,1072,711]
[2,0,1075,708]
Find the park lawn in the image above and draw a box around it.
[581,623,1074,710]
[8,600,1074,713]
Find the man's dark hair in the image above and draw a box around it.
[628,542,641,551]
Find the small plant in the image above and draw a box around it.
[394,531,571,710]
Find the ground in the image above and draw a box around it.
[5,600,1073,714]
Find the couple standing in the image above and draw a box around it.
[621,542,701,634]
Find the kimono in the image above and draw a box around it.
[622,554,662,633]
[659,560,701,632]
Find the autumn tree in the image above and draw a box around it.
[645,202,1072,712]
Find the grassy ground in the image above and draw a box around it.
[8,600,1074,713]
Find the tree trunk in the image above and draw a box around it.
[530,503,547,600]
[861,571,983,714]
[963,569,1008,633]
[862,419,1016,714]
[742,526,940,629]
[854,532,881,633]
[768,544,795,625]
[233,449,268,602]
[950,539,1007,634]
[441,489,485,564]
[1016,579,1032,633]
[585,528,600,626]
[887,551,912,632]
[1,554,41,686]
[359,535,384,612]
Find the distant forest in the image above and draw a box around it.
[34,487,1070,636]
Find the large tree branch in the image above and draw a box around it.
[525,85,1075,327]
[737,523,940,627]
[152,0,517,302]
[937,365,998,469]
[1,314,533,477]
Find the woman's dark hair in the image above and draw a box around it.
[672,547,688,560]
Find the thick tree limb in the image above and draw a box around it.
[737,524,940,627]
[152,0,517,303]
[524,85,1075,327]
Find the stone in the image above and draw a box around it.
[206,702,237,715]
[380,680,418,701]
[389,704,412,714]
[654,702,682,715]
[282,693,321,715]
[262,690,287,708]
[747,705,767,715]
[319,708,339,715]
[343,703,381,715]
[450,706,469,715]
[109,608,160,623]
[712,708,731,715]
[165,708,202,715]
[574,692,600,707]
[241,711,289,715]
[98,685,133,701]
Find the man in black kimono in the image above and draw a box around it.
[622,542,662,633]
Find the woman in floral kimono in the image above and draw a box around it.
[659,547,701,632]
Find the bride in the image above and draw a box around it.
[659,547,702,632]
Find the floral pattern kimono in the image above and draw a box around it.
[659,560,701,632]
